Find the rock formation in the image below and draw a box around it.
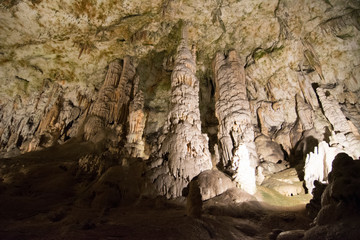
[316,88,352,133]
[195,169,236,201]
[306,180,327,219]
[303,141,341,193]
[147,27,212,198]
[0,0,360,238]
[305,153,360,239]
[257,101,285,137]
[84,57,136,148]
[213,50,257,194]
[0,81,88,156]
[125,76,147,158]
[296,94,314,131]
[316,87,360,159]
[261,168,304,197]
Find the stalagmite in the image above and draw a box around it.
[126,76,147,158]
[303,141,341,193]
[213,50,257,194]
[84,57,136,144]
[150,27,212,198]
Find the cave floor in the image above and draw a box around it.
[0,145,313,240]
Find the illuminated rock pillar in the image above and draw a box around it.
[213,50,257,194]
[158,27,212,197]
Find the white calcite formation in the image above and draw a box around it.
[304,141,341,193]
[148,28,212,198]
[213,50,258,194]
[84,57,136,147]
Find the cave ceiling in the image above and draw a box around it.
[0,0,359,102]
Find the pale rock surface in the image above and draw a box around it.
[203,187,257,207]
[255,135,284,164]
[342,102,360,132]
[256,101,285,137]
[196,169,236,201]
[254,135,287,185]
[295,94,314,131]
[316,87,352,133]
[316,87,360,159]
[147,28,212,198]
[84,57,136,148]
[213,50,257,194]
[304,141,342,193]
[261,168,304,197]
[125,76,148,158]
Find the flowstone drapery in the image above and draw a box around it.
[213,50,258,194]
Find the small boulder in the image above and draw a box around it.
[276,230,305,240]
[196,169,236,201]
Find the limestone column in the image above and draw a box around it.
[213,50,258,194]
[159,27,212,197]
[126,76,147,158]
[84,57,136,143]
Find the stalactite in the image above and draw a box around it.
[213,50,257,194]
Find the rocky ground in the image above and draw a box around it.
[0,141,313,240]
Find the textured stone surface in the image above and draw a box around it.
[213,50,257,194]
[0,1,360,239]
[196,169,236,201]
[146,28,212,198]
[277,230,305,240]
[303,141,341,193]
[126,76,147,158]
[0,0,359,206]
[261,168,304,197]
[304,153,360,240]
[84,57,135,147]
